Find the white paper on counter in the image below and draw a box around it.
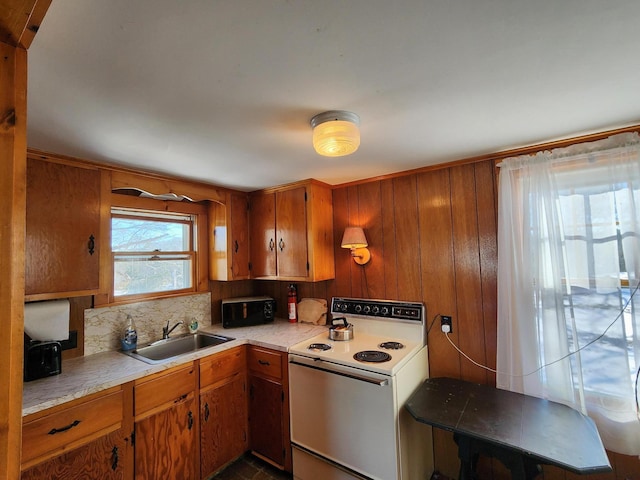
[24,299,70,341]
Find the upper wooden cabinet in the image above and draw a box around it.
[209,192,250,281]
[25,157,103,300]
[249,180,334,281]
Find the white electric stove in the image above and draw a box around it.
[289,297,434,480]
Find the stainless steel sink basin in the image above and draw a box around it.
[122,332,235,364]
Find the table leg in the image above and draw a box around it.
[454,434,541,480]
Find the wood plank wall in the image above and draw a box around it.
[257,157,639,480]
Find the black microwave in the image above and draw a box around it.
[222,296,275,328]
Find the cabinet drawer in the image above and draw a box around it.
[134,363,195,417]
[22,389,123,466]
[248,347,282,380]
[200,346,246,388]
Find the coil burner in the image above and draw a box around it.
[353,350,392,363]
[308,343,332,352]
[379,341,405,350]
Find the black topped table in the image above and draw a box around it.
[406,377,611,480]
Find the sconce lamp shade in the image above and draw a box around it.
[341,227,368,249]
[311,110,360,157]
[341,226,371,265]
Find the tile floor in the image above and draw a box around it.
[211,453,292,480]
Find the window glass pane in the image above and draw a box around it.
[556,183,637,399]
[114,256,192,296]
[111,208,195,298]
[112,217,190,252]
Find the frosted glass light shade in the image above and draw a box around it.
[311,111,360,157]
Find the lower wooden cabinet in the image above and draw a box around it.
[20,385,132,480]
[247,346,291,472]
[21,429,127,480]
[199,346,248,478]
[21,345,292,479]
[133,363,198,480]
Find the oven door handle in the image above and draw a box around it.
[289,359,389,386]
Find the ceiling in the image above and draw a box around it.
[27,0,640,191]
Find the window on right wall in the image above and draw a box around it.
[496,132,640,456]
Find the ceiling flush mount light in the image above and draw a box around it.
[341,226,371,265]
[310,110,360,157]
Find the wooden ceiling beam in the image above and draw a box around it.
[0,0,51,49]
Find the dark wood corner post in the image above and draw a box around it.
[0,1,51,479]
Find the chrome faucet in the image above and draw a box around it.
[162,320,183,339]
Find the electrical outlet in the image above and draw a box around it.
[441,315,452,333]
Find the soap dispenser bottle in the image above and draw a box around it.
[121,314,138,351]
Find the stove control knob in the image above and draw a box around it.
[363,305,371,313]
[381,306,389,316]
[333,302,341,311]
[354,305,362,313]
[341,304,348,312]
[372,306,379,314]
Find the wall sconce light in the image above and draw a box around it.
[310,110,360,157]
[341,226,371,265]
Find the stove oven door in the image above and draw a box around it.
[289,354,398,480]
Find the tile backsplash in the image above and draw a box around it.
[84,293,211,355]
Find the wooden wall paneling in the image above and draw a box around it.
[0,41,27,480]
[449,163,490,385]
[380,179,399,300]
[331,187,352,296]
[391,175,422,301]
[474,160,499,384]
[356,182,385,300]
[610,452,640,480]
[416,168,461,479]
[416,169,458,377]
[345,185,363,297]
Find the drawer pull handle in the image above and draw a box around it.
[111,446,119,471]
[234,240,239,253]
[88,235,95,255]
[187,411,194,430]
[258,359,270,366]
[204,402,210,422]
[48,419,81,435]
[268,238,275,251]
[278,238,285,251]
[174,394,187,404]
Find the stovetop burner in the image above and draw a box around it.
[354,350,392,363]
[379,341,404,350]
[308,343,332,352]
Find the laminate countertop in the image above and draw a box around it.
[23,319,327,416]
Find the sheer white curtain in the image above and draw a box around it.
[497,132,640,456]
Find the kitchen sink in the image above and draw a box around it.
[122,332,235,364]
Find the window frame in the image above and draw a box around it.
[103,193,209,306]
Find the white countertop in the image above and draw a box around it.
[23,319,327,416]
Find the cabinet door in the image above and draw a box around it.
[21,429,127,480]
[248,374,284,467]
[134,396,197,480]
[230,193,250,279]
[25,158,101,298]
[275,187,308,278]
[200,374,248,477]
[249,193,276,277]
